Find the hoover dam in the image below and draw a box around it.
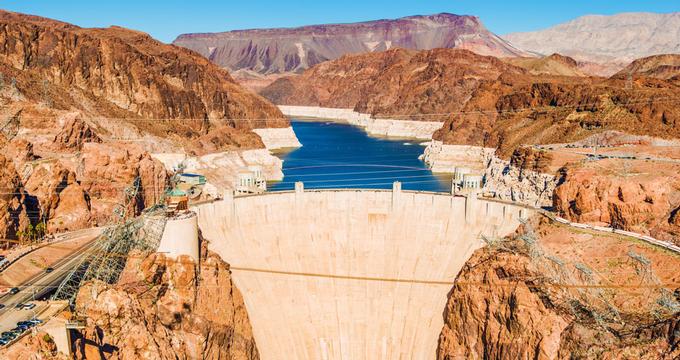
[193,185,531,359]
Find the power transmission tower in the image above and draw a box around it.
[52,178,168,306]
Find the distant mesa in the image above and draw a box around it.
[173,13,530,74]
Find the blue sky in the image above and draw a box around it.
[2,1,678,43]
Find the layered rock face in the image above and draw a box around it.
[432,71,680,156]
[438,219,680,359]
[262,48,525,119]
[0,10,285,133]
[503,12,680,75]
[78,143,168,224]
[72,249,258,360]
[174,13,528,75]
[553,160,680,244]
[263,47,680,157]
[0,10,294,239]
[613,54,680,80]
[0,154,30,240]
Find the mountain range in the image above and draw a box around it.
[504,12,680,75]
[175,11,680,78]
[173,13,528,74]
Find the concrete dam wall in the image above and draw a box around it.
[193,188,531,360]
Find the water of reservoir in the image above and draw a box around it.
[269,120,453,192]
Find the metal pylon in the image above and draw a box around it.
[51,178,168,306]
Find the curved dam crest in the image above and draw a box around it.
[192,188,531,360]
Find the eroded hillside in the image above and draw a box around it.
[262,48,680,157]
[0,10,289,238]
[438,217,680,359]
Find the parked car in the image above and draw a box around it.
[44,267,54,273]
[22,303,36,310]
[0,303,5,309]
[16,324,28,331]
[28,318,42,325]
[0,338,8,346]
[1,331,14,339]
[9,287,19,295]
[14,303,23,309]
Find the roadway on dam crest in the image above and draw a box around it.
[193,188,531,360]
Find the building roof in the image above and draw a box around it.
[166,188,188,197]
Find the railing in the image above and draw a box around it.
[197,186,680,255]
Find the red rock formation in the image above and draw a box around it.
[504,53,587,77]
[72,247,259,359]
[0,154,29,240]
[553,161,680,244]
[509,147,553,173]
[0,10,292,239]
[5,138,37,164]
[22,162,91,232]
[262,49,525,117]
[0,9,288,151]
[613,54,680,81]
[438,221,680,359]
[52,117,102,150]
[261,48,680,156]
[0,331,59,359]
[78,143,168,223]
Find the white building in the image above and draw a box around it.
[236,166,267,194]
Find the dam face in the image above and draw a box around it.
[193,189,530,360]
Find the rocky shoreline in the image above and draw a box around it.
[253,127,302,150]
[278,106,444,140]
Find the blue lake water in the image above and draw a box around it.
[269,120,453,192]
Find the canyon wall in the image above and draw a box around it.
[193,189,531,360]
[438,219,680,359]
[70,248,259,360]
[0,10,293,239]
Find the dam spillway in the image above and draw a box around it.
[193,187,531,359]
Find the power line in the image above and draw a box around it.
[5,95,680,122]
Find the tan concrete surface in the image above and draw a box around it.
[194,189,530,360]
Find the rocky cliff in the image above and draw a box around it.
[261,48,526,119]
[0,10,285,132]
[262,48,680,157]
[433,73,680,156]
[174,13,528,75]
[553,159,680,245]
[71,246,258,359]
[503,12,680,76]
[0,10,292,240]
[0,154,30,240]
[438,218,680,359]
